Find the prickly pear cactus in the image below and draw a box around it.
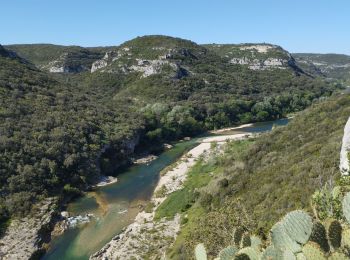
[240,232,251,248]
[309,221,330,252]
[218,245,237,260]
[261,246,296,260]
[343,192,350,224]
[281,210,313,244]
[332,186,341,199]
[261,245,279,260]
[341,227,350,252]
[281,248,296,260]
[233,227,246,246]
[235,247,260,260]
[327,219,342,249]
[328,251,348,260]
[271,222,301,253]
[302,241,326,260]
[195,243,207,260]
[249,235,262,251]
[295,252,307,260]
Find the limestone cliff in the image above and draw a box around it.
[340,116,350,175]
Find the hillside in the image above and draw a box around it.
[6,44,112,73]
[0,43,143,220]
[159,94,350,259]
[294,53,350,84]
[0,36,342,258]
[203,43,303,72]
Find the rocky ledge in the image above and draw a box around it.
[340,116,350,175]
[0,198,58,260]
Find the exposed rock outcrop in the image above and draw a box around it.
[340,116,350,175]
[43,50,104,73]
[229,47,301,71]
[0,198,58,260]
[90,50,120,72]
[206,43,304,73]
[91,48,189,79]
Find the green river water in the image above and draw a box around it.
[43,118,288,260]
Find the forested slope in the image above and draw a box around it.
[164,94,350,259]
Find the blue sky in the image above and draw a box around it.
[1,0,349,54]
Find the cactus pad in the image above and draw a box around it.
[261,245,279,260]
[281,210,313,244]
[341,227,350,251]
[233,227,246,246]
[235,247,260,260]
[249,235,262,251]
[240,232,251,248]
[309,221,330,252]
[295,253,306,260]
[218,245,237,260]
[195,243,207,260]
[342,192,350,224]
[327,219,342,249]
[302,242,326,260]
[328,251,348,260]
[271,222,301,253]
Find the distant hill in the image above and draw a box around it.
[203,43,303,73]
[6,44,113,73]
[294,53,350,84]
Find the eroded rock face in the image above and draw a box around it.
[340,117,350,175]
[239,44,275,53]
[0,198,57,260]
[207,43,303,72]
[45,53,90,73]
[91,51,120,72]
[43,50,104,73]
[129,58,179,78]
[90,47,190,79]
[230,56,292,70]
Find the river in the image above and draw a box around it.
[42,118,288,260]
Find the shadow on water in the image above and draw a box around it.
[42,118,289,260]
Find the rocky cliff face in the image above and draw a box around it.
[90,46,190,79]
[340,117,350,175]
[204,43,304,73]
[43,49,105,73]
[0,198,57,260]
[7,39,305,76]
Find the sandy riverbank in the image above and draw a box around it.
[210,123,254,134]
[90,132,253,260]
